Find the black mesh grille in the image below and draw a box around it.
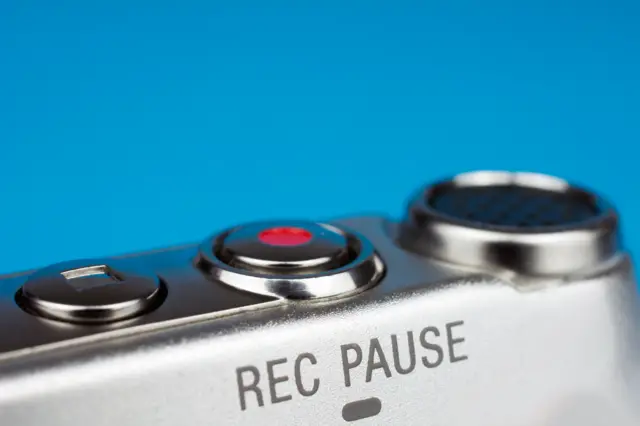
[428,185,600,228]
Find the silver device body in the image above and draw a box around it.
[0,171,639,426]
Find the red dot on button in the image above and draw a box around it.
[258,227,313,246]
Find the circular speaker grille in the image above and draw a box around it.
[428,185,601,228]
[401,171,619,275]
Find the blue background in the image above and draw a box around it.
[1,1,638,274]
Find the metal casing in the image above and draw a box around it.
[1,171,639,426]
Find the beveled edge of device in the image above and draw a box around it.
[197,223,385,299]
[400,170,621,276]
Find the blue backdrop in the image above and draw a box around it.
[1,1,638,274]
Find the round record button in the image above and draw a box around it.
[217,221,351,273]
[199,220,385,300]
[16,259,166,324]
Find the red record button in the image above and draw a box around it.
[201,220,385,299]
[216,221,351,273]
[258,227,313,246]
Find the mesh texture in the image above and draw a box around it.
[428,185,599,228]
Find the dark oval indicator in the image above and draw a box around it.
[342,397,382,422]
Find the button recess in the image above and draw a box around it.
[198,220,385,299]
[16,259,166,324]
